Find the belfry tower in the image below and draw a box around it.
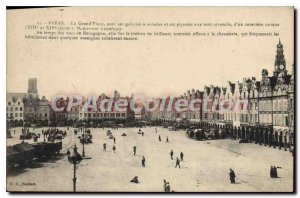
[273,39,287,76]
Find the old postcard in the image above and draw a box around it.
[6,7,294,192]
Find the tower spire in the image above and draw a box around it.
[274,39,286,76]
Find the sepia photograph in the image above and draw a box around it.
[6,6,295,192]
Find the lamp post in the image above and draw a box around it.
[81,125,86,157]
[68,145,82,192]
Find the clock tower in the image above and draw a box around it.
[273,39,287,76]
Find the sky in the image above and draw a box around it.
[7,7,294,99]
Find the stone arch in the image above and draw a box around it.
[237,127,241,139]
[278,130,283,149]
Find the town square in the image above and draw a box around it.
[7,126,293,192]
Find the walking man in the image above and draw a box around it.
[113,137,116,144]
[133,146,137,156]
[166,136,169,143]
[103,143,107,152]
[170,150,174,160]
[66,149,70,156]
[270,166,274,178]
[159,135,161,142]
[229,169,236,184]
[175,157,181,168]
[113,145,116,153]
[142,156,146,167]
[180,152,184,161]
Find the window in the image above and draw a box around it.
[18,102,20,105]
[20,113,22,117]
[283,101,287,110]
[15,113,18,117]
[20,107,22,111]
[273,101,278,111]
[10,107,13,111]
[8,102,11,105]
[290,115,294,125]
[122,113,126,117]
[278,101,282,111]
[15,107,18,111]
[45,113,47,117]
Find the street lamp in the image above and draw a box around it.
[81,125,86,157]
[68,145,82,192]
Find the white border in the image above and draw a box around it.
[1,1,298,198]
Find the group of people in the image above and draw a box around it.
[158,135,169,143]
[170,150,184,168]
[137,129,144,136]
[42,128,67,142]
[103,142,117,153]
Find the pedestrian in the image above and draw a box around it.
[175,157,180,168]
[159,135,161,142]
[142,131,144,136]
[155,128,157,133]
[113,145,116,153]
[113,137,116,144]
[170,150,173,160]
[142,156,145,167]
[273,166,278,178]
[103,143,107,152]
[229,169,236,184]
[166,136,169,143]
[270,166,274,178]
[14,130,15,135]
[133,146,136,156]
[163,179,171,192]
[180,152,184,161]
